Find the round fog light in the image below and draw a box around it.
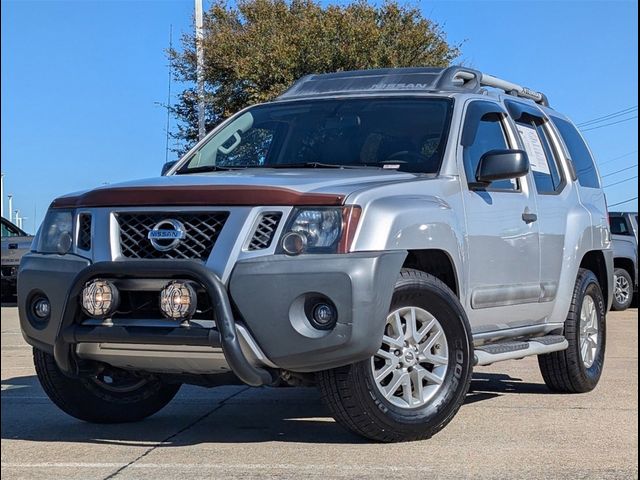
[81,279,119,318]
[33,298,51,319]
[159,281,197,320]
[281,231,307,256]
[311,302,337,330]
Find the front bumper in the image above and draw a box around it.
[18,250,405,383]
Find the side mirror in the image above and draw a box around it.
[161,160,178,176]
[476,149,529,184]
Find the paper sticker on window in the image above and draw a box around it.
[517,124,550,175]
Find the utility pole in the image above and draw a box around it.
[7,195,13,223]
[165,24,173,165]
[195,0,206,140]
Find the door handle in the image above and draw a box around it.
[522,212,538,224]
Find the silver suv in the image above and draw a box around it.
[19,67,613,442]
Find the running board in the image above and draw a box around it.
[474,335,568,366]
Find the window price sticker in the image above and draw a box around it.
[517,124,550,175]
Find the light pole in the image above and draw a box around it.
[195,0,206,140]
[7,194,13,223]
[1,173,4,219]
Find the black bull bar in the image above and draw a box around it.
[53,260,276,386]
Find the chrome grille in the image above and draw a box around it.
[248,212,282,251]
[116,212,228,260]
[77,213,92,250]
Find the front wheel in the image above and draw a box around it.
[34,348,180,423]
[317,269,473,442]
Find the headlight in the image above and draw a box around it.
[36,209,74,254]
[279,206,361,255]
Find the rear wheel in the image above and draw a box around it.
[611,268,633,311]
[34,348,180,423]
[538,268,606,393]
[317,269,473,442]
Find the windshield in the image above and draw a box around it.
[1,219,26,237]
[178,98,453,174]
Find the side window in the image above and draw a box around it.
[515,119,563,194]
[609,215,631,235]
[463,113,517,191]
[549,116,601,188]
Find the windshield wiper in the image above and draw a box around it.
[176,164,244,174]
[269,162,381,169]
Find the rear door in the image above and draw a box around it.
[506,101,572,320]
[459,100,542,333]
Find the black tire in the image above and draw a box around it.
[33,348,180,423]
[317,269,473,442]
[538,268,606,393]
[611,268,634,311]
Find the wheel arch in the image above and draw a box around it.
[402,249,460,297]
[580,250,610,302]
[614,257,636,285]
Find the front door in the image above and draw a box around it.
[458,100,542,333]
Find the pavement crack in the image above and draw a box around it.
[102,386,250,480]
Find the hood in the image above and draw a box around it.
[51,168,419,208]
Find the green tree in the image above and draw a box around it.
[169,0,460,154]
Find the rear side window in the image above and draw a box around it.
[609,215,631,235]
[549,116,601,188]
[514,119,563,194]
[463,113,517,191]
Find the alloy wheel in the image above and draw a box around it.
[370,306,449,409]
[579,295,600,368]
[614,274,631,305]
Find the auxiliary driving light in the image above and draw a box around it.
[81,279,120,318]
[159,281,197,320]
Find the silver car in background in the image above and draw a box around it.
[609,211,638,311]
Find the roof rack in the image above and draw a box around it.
[277,66,550,107]
[437,66,549,107]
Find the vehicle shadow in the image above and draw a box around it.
[466,372,551,404]
[1,371,553,446]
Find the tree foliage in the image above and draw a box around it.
[169,0,460,154]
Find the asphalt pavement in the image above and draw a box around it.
[1,304,638,479]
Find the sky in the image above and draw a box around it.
[1,0,638,233]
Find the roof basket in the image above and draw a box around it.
[277,65,549,107]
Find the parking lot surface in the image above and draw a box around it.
[1,304,637,479]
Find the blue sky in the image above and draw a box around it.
[1,0,638,233]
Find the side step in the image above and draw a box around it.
[474,335,568,366]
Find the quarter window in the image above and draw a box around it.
[549,116,601,189]
[463,113,517,191]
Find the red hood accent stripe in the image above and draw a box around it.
[50,185,345,209]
